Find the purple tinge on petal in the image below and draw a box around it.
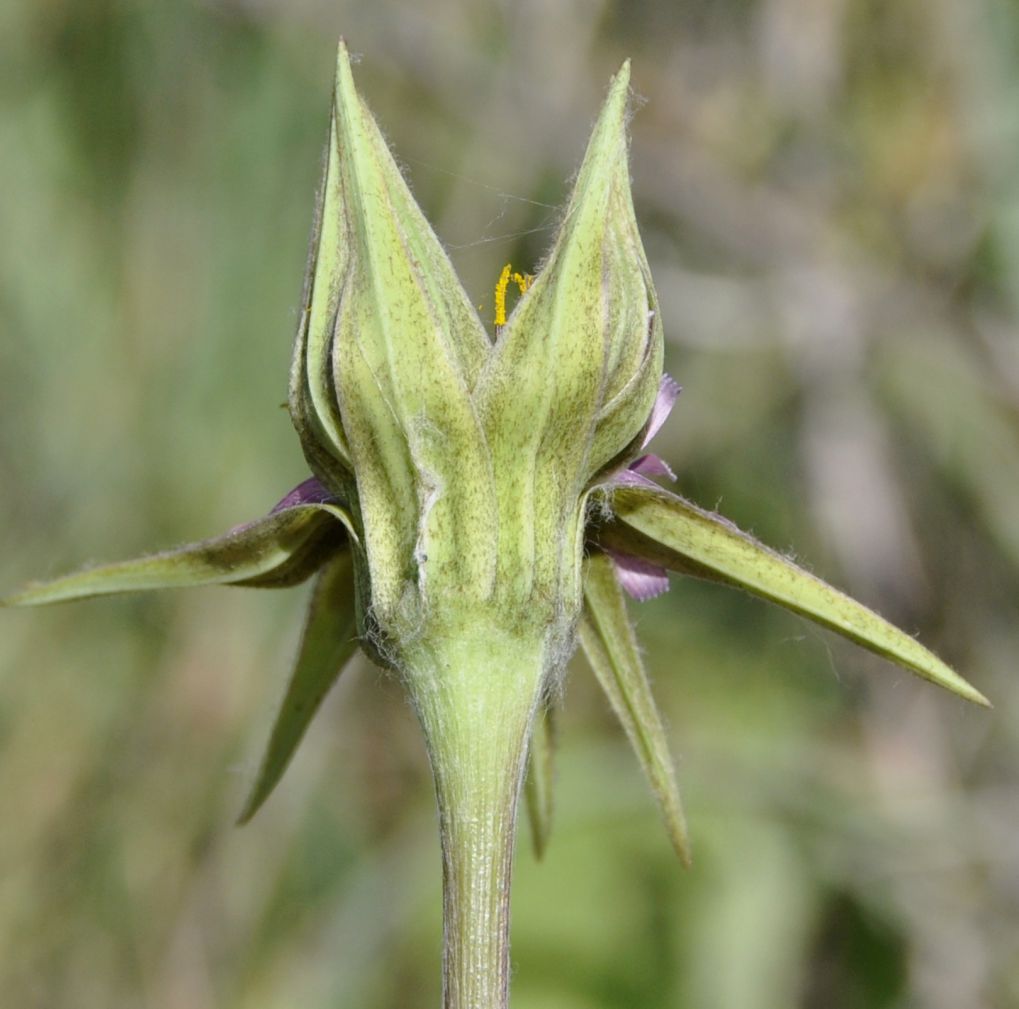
[611,468,662,489]
[641,374,681,449]
[599,374,680,491]
[607,549,671,602]
[629,453,676,482]
[270,476,335,514]
[226,478,338,536]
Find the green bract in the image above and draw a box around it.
[3,40,988,1009]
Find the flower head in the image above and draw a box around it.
[287,45,662,676]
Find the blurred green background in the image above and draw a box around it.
[3,1,1019,1006]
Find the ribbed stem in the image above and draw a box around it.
[406,624,550,1009]
[433,727,524,1009]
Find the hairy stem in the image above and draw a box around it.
[406,623,551,1009]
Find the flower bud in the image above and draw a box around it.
[292,44,662,653]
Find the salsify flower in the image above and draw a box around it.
[3,40,988,1009]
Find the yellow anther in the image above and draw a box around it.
[494,263,512,327]
[494,264,534,328]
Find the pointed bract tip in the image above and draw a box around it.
[674,837,693,870]
[958,681,993,709]
[1,584,53,608]
[603,59,631,117]
[576,60,631,175]
[235,789,267,826]
[930,659,992,708]
[334,37,357,100]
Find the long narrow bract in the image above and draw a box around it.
[580,551,692,865]
[596,484,989,707]
[238,550,360,823]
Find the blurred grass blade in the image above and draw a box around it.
[2,503,354,605]
[878,332,1019,569]
[237,549,359,823]
[580,551,692,865]
[598,485,990,707]
[524,699,557,860]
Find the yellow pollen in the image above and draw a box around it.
[493,263,532,328]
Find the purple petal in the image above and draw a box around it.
[611,468,663,489]
[226,477,338,536]
[270,477,335,514]
[629,453,676,481]
[607,549,671,602]
[641,374,681,449]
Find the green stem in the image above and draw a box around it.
[406,623,551,1009]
